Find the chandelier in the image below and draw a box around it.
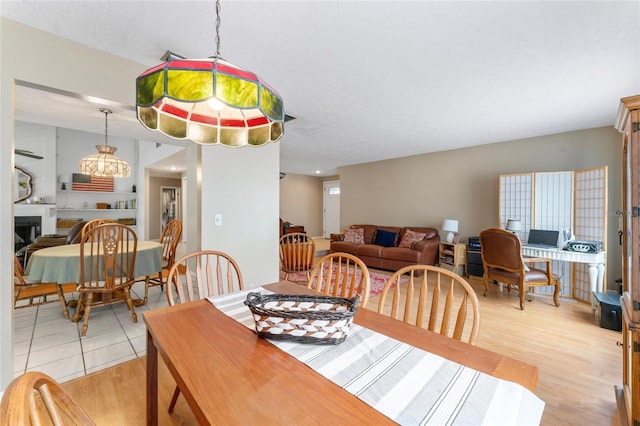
[135,0,284,146]
[79,108,131,177]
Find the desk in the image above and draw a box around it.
[144,281,539,425]
[25,241,163,284]
[521,246,606,309]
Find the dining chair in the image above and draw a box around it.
[377,265,480,345]
[73,223,138,336]
[0,371,95,425]
[307,252,371,308]
[165,249,244,414]
[142,219,182,304]
[479,228,561,310]
[13,254,75,319]
[80,218,116,239]
[279,232,316,283]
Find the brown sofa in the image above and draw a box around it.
[330,224,440,271]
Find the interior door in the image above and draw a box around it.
[323,180,340,238]
[161,186,180,234]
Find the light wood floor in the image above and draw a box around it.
[61,275,620,425]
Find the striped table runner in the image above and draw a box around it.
[209,289,545,426]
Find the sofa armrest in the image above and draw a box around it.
[330,233,345,242]
[413,236,440,265]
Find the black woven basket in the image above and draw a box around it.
[244,292,359,345]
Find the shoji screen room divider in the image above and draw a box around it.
[499,167,607,302]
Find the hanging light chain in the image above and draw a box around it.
[215,0,221,57]
[100,108,112,146]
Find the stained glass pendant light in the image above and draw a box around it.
[79,108,131,177]
[135,0,284,147]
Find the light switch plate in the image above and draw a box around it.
[214,213,222,226]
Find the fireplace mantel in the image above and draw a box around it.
[14,204,57,235]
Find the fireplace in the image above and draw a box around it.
[15,215,41,252]
[13,204,57,253]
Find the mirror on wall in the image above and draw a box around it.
[14,166,33,203]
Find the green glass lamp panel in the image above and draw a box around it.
[248,126,271,146]
[137,71,166,105]
[220,127,249,147]
[260,87,284,121]
[188,123,219,144]
[159,114,187,138]
[167,70,213,101]
[270,122,284,141]
[137,107,159,129]
[216,74,258,108]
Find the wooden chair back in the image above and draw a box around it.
[307,252,370,308]
[159,219,182,268]
[378,265,480,345]
[0,371,95,425]
[163,249,245,413]
[279,232,316,283]
[81,218,116,240]
[166,250,244,305]
[75,223,138,335]
[479,228,560,309]
[142,219,182,304]
[13,255,71,318]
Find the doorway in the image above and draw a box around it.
[161,186,180,234]
[323,180,340,238]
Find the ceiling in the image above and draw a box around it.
[3,1,640,177]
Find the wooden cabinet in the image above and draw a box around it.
[615,94,640,426]
[439,242,466,276]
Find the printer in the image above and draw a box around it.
[566,240,602,253]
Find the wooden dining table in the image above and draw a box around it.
[144,281,539,425]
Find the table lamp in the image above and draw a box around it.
[442,219,459,243]
[505,219,522,233]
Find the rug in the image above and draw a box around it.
[279,266,399,297]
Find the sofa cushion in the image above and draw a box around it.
[374,229,397,247]
[330,241,359,256]
[350,225,377,244]
[357,244,384,258]
[344,228,365,244]
[398,229,427,248]
[382,247,422,263]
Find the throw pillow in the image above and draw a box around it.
[343,228,365,244]
[374,229,397,247]
[398,229,427,248]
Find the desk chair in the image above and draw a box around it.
[377,265,480,345]
[479,228,560,310]
[165,250,244,414]
[308,252,370,308]
[0,371,95,425]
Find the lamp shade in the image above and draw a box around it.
[442,219,459,233]
[79,145,131,177]
[505,219,522,232]
[136,57,284,147]
[79,108,130,178]
[441,219,459,244]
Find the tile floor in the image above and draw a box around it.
[12,241,331,384]
[13,281,170,383]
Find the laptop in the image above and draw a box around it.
[523,229,559,249]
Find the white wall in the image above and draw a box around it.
[200,143,280,287]
[14,121,57,204]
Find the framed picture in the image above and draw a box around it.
[452,233,460,244]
